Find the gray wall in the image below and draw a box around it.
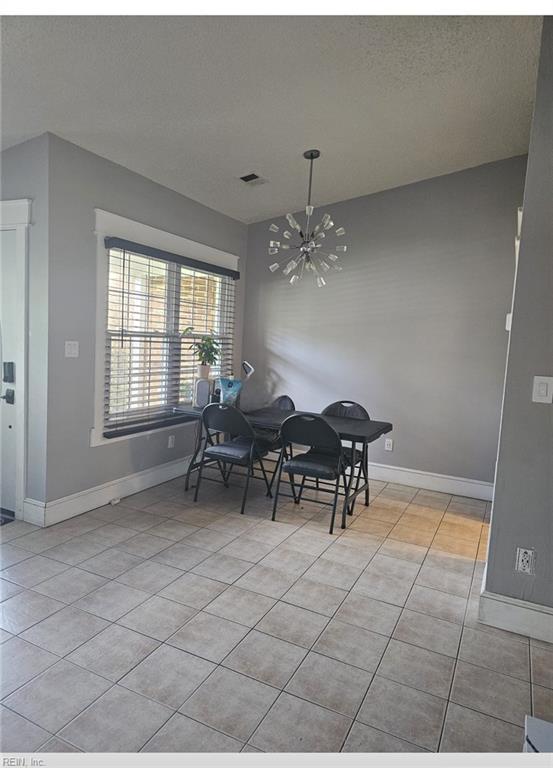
[2,133,248,503]
[1,134,49,500]
[242,157,527,484]
[485,19,553,608]
[45,135,247,502]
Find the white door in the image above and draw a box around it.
[0,229,19,517]
[0,200,29,521]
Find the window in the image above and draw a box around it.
[103,240,236,437]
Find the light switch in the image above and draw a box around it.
[532,376,553,404]
[65,340,79,358]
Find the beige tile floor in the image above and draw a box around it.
[1,471,552,753]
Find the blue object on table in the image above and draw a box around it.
[218,377,243,405]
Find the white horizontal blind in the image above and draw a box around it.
[104,245,235,435]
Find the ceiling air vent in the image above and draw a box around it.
[239,172,267,186]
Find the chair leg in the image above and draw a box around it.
[297,476,306,504]
[289,474,298,503]
[329,475,341,535]
[193,446,206,503]
[240,463,252,515]
[272,452,285,521]
[267,455,280,495]
[341,470,350,529]
[185,422,203,492]
[341,470,350,518]
[258,457,273,498]
[363,444,370,506]
[349,461,363,516]
[224,463,233,486]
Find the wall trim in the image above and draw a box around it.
[94,208,239,272]
[0,199,31,228]
[367,460,493,501]
[23,453,493,527]
[23,456,190,527]
[479,589,553,644]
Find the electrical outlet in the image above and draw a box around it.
[385,438,393,452]
[515,547,536,575]
[167,434,175,449]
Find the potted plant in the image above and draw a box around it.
[183,328,220,379]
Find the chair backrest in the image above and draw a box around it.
[280,414,342,457]
[272,395,296,411]
[322,400,370,421]
[202,403,254,439]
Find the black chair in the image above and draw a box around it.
[322,400,371,512]
[272,414,347,534]
[253,394,296,449]
[194,403,275,515]
[272,395,296,411]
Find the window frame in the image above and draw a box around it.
[90,209,240,447]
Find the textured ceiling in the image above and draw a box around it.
[1,16,542,223]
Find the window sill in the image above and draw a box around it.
[89,416,197,447]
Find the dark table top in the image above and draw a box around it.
[176,405,392,443]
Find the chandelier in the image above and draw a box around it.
[267,149,348,287]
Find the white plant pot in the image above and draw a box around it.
[197,364,211,379]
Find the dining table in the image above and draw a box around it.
[176,404,393,511]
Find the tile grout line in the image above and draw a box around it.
[435,492,476,753]
[3,479,535,754]
[338,488,433,752]
[3,488,335,750]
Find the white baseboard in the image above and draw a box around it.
[22,498,49,527]
[367,461,493,501]
[23,456,190,527]
[23,454,493,527]
[479,589,553,644]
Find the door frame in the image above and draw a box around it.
[0,199,31,520]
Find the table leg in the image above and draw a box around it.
[363,442,370,505]
[342,440,358,526]
[184,420,203,492]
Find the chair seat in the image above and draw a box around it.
[342,446,361,466]
[204,436,271,465]
[283,449,339,480]
[252,428,281,450]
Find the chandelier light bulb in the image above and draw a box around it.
[269,241,280,248]
[283,230,292,239]
[335,227,345,236]
[290,274,299,285]
[316,276,326,288]
[320,261,330,272]
[323,219,334,231]
[268,247,279,255]
[269,263,280,272]
[269,223,279,233]
[321,213,331,227]
[328,253,338,261]
[336,245,347,252]
[286,213,301,232]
